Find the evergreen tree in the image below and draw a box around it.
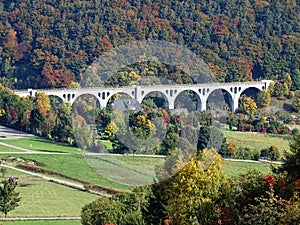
[29,108,45,134]
[274,134,300,181]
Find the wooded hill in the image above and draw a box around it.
[0,0,300,89]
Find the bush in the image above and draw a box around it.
[291,128,299,136]
[260,146,280,161]
[235,147,253,160]
[81,189,148,225]
[226,141,237,158]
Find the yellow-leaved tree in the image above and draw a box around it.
[155,149,231,225]
[241,96,257,118]
[36,92,51,116]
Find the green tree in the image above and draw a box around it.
[131,115,156,140]
[81,188,147,225]
[41,111,57,137]
[161,132,179,155]
[227,113,237,130]
[73,115,94,150]
[257,90,271,108]
[0,180,21,217]
[197,126,226,156]
[29,108,45,134]
[51,103,73,142]
[197,126,211,153]
[292,97,300,113]
[274,134,300,180]
[261,145,280,161]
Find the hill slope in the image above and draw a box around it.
[0,0,300,89]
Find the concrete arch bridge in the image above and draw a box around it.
[14,80,273,112]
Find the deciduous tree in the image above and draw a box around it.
[241,96,257,118]
[163,149,230,224]
[0,180,21,217]
[36,92,51,116]
[257,90,271,108]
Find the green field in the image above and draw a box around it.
[2,220,80,225]
[224,131,291,154]
[0,138,80,153]
[85,155,164,186]
[0,145,24,152]
[0,167,97,218]
[0,153,131,191]
[222,160,274,177]
[0,136,285,194]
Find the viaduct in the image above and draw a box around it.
[14,80,273,112]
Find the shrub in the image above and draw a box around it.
[81,190,147,225]
[226,141,237,157]
[235,147,253,160]
[260,145,280,161]
[291,128,299,136]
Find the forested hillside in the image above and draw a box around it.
[0,0,300,89]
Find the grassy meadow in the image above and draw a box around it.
[222,160,274,177]
[224,131,291,154]
[0,167,97,218]
[0,153,131,191]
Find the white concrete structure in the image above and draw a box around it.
[14,80,273,112]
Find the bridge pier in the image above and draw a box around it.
[232,97,240,112]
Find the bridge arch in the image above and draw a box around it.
[206,88,234,111]
[106,92,133,105]
[240,87,261,99]
[73,93,101,107]
[141,91,169,109]
[72,93,101,125]
[174,89,202,112]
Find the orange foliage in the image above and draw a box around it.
[42,62,75,87]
